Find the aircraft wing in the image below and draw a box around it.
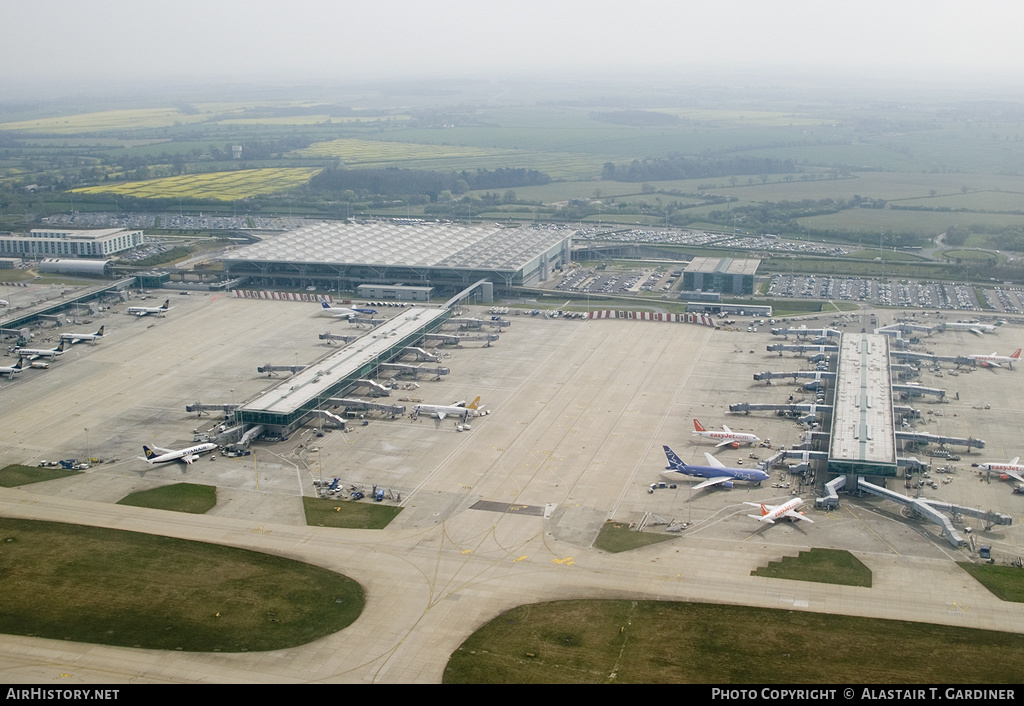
[714,439,735,448]
[703,452,726,468]
[693,476,733,490]
[747,514,775,523]
[1001,469,1024,484]
[969,328,983,336]
[783,510,813,523]
[436,411,448,420]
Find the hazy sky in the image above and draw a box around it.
[5,0,1024,91]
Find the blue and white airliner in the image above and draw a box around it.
[661,445,769,489]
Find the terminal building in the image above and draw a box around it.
[682,257,759,295]
[828,333,898,478]
[0,228,144,259]
[233,306,451,437]
[219,221,573,296]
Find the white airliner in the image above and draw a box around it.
[140,442,219,465]
[744,497,813,524]
[692,418,761,448]
[126,299,171,317]
[60,325,105,344]
[318,302,378,319]
[412,396,487,420]
[0,358,25,377]
[14,340,66,360]
[972,457,1024,484]
[968,349,1021,369]
[946,320,1004,336]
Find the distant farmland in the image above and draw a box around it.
[72,167,323,201]
[295,138,608,181]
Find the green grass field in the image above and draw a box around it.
[302,495,402,529]
[751,549,872,587]
[957,563,1024,602]
[0,464,80,487]
[116,483,217,514]
[0,517,364,651]
[444,599,1024,684]
[593,521,676,552]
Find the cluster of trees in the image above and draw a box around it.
[588,110,681,127]
[305,167,550,202]
[602,155,796,182]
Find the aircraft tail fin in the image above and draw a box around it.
[321,301,331,309]
[466,396,481,410]
[663,445,686,469]
[12,358,23,370]
[95,325,104,336]
[1013,349,1021,359]
[693,419,706,433]
[141,445,158,462]
[161,299,170,309]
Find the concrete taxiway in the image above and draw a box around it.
[0,295,1022,683]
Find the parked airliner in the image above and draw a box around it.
[140,442,219,465]
[412,396,487,420]
[60,325,105,344]
[692,419,760,448]
[319,302,378,319]
[14,340,66,360]
[127,299,171,317]
[972,457,1024,484]
[661,445,769,489]
[968,349,1020,369]
[0,358,25,377]
[744,497,813,524]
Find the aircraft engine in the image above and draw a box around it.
[720,481,734,489]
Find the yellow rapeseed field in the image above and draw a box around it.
[72,168,322,201]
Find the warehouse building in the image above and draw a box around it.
[218,221,572,296]
[682,257,759,295]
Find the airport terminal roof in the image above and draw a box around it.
[829,333,897,471]
[220,221,572,272]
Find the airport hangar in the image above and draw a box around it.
[217,221,573,297]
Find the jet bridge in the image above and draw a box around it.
[854,476,1010,548]
[318,332,359,344]
[185,402,241,415]
[328,398,407,416]
[892,383,946,400]
[766,343,838,355]
[771,327,842,339]
[257,364,307,376]
[423,332,500,346]
[378,362,450,377]
[444,317,511,329]
[896,430,985,450]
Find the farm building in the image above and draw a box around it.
[218,221,573,295]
